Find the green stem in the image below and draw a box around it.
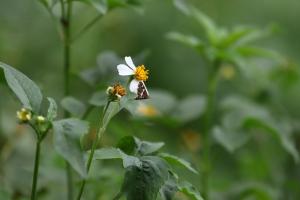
[202,60,220,200]
[76,102,110,200]
[61,0,73,199]
[31,140,41,200]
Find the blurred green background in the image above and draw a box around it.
[1,0,300,199]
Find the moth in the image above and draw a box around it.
[135,81,150,100]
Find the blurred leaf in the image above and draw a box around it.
[159,153,198,174]
[243,117,299,163]
[173,0,189,15]
[120,156,169,200]
[102,102,121,129]
[172,95,206,123]
[89,91,107,106]
[148,90,177,114]
[61,96,86,117]
[166,32,205,53]
[117,135,137,155]
[0,62,43,113]
[236,46,281,60]
[47,97,57,121]
[74,0,107,14]
[190,8,219,44]
[53,118,89,177]
[135,137,165,156]
[212,126,250,153]
[178,182,204,200]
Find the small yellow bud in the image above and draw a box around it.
[17,108,32,122]
[220,65,236,80]
[36,116,46,123]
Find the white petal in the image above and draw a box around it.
[125,56,136,70]
[117,64,134,76]
[129,79,139,93]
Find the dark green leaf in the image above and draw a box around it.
[0,62,43,113]
[52,118,89,177]
[117,136,137,155]
[120,156,169,200]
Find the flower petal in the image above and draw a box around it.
[125,56,136,70]
[117,64,134,76]
[129,79,139,93]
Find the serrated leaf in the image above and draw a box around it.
[178,182,204,200]
[0,62,43,113]
[159,153,198,174]
[120,156,169,200]
[61,96,86,117]
[47,97,57,121]
[52,118,89,177]
[172,95,206,123]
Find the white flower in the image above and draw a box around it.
[117,56,149,94]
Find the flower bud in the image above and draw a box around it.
[107,83,126,101]
[16,108,32,123]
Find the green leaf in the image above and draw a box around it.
[52,118,89,177]
[159,153,198,174]
[89,91,107,107]
[93,147,141,168]
[46,97,57,121]
[236,46,281,61]
[74,0,108,14]
[117,136,137,155]
[120,156,169,200]
[178,182,204,200]
[173,0,190,15]
[172,95,206,123]
[212,126,250,153]
[102,102,121,129]
[190,8,219,44]
[166,32,205,53]
[243,117,299,163]
[159,174,178,200]
[61,96,86,117]
[135,137,165,156]
[0,62,43,113]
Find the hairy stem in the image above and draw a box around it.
[30,140,41,200]
[76,102,110,200]
[202,60,220,200]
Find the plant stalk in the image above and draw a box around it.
[76,102,110,200]
[31,140,41,200]
[61,0,74,199]
[202,60,220,200]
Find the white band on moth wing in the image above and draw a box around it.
[117,64,135,75]
[129,79,139,94]
[125,56,136,70]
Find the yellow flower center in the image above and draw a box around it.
[134,65,149,81]
[113,84,126,97]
